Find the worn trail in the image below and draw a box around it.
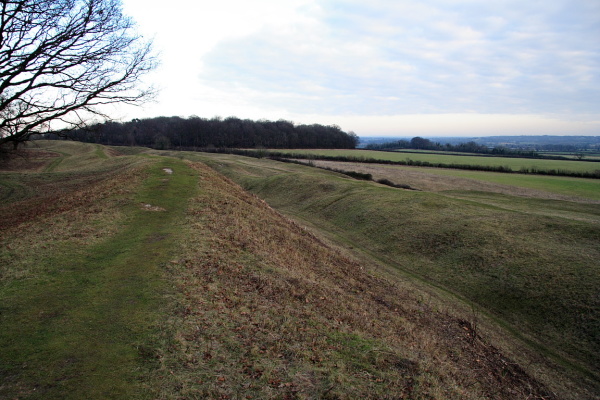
[0,158,197,399]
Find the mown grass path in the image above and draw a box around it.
[0,157,197,399]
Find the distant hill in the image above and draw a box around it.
[360,135,600,151]
[468,135,600,150]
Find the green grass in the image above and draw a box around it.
[34,141,129,173]
[334,162,600,201]
[2,142,598,399]
[108,145,155,156]
[538,151,600,160]
[196,153,600,385]
[0,156,198,399]
[44,151,66,172]
[267,148,600,174]
[299,158,600,203]
[0,175,33,203]
[411,166,600,199]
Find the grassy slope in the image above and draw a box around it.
[306,160,600,202]
[192,152,600,397]
[0,142,597,399]
[153,160,556,399]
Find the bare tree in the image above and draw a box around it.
[0,0,156,149]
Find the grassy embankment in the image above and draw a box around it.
[301,159,600,204]
[189,151,600,398]
[1,141,597,399]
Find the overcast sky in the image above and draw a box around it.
[119,0,600,137]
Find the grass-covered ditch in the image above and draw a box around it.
[197,153,600,393]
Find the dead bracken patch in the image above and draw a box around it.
[0,162,148,229]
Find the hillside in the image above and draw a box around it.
[1,141,597,399]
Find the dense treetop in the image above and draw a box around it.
[61,116,359,149]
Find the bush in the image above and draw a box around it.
[377,178,394,186]
[377,179,417,190]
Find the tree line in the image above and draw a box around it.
[366,137,539,157]
[56,116,359,149]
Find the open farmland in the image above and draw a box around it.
[538,152,600,161]
[1,141,598,399]
[263,148,600,175]
[303,160,600,203]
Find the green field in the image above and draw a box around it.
[266,148,600,174]
[408,166,600,197]
[1,142,599,399]
[538,151,600,161]
[305,160,600,202]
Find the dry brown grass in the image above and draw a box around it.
[0,148,61,172]
[153,161,556,399]
[0,152,149,282]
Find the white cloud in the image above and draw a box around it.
[119,0,600,136]
[325,114,600,136]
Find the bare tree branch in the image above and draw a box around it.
[0,0,157,148]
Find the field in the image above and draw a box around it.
[1,141,599,399]
[263,148,600,175]
[304,160,600,202]
[538,152,600,161]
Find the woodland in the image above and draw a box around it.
[56,116,360,150]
